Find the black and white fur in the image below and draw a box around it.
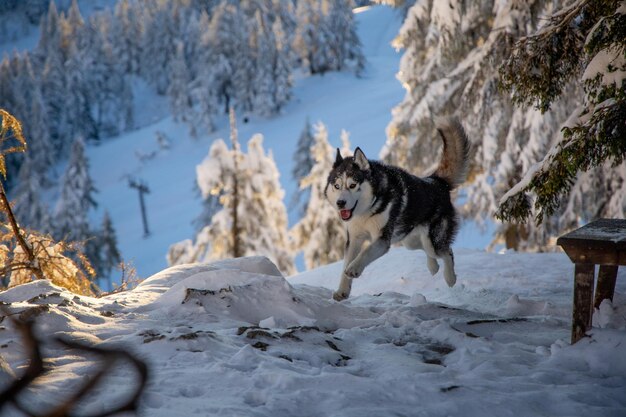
[325,117,470,301]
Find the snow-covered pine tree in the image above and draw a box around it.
[85,14,134,139]
[294,0,364,75]
[169,114,295,275]
[12,154,51,234]
[251,9,279,116]
[290,122,345,269]
[7,53,32,130]
[33,0,61,64]
[140,1,180,95]
[94,211,122,290]
[185,9,220,135]
[41,44,68,157]
[207,2,246,113]
[291,117,315,214]
[167,41,194,124]
[171,138,233,264]
[4,53,54,186]
[53,136,97,244]
[192,180,220,234]
[293,0,333,74]
[270,16,293,111]
[59,0,84,55]
[381,0,597,250]
[111,0,142,74]
[235,134,295,274]
[188,15,221,136]
[23,58,54,182]
[249,9,293,116]
[64,44,96,143]
[325,0,365,74]
[496,0,626,228]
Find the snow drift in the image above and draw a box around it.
[1,249,625,417]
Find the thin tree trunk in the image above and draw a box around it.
[229,107,242,258]
[0,182,44,280]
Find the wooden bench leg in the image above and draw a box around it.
[594,265,618,309]
[572,263,595,344]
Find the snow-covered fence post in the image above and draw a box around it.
[129,178,151,238]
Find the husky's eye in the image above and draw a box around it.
[349,183,357,189]
[334,183,340,190]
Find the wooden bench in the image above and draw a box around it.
[557,218,626,343]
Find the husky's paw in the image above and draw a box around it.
[344,262,364,279]
[427,257,440,275]
[332,291,349,301]
[444,269,456,287]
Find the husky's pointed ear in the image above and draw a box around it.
[333,148,343,168]
[353,147,370,170]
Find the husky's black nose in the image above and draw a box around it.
[337,199,346,209]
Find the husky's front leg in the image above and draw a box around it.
[345,238,390,279]
[333,233,364,301]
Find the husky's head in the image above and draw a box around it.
[325,147,373,222]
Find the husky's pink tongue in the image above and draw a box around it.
[340,209,351,220]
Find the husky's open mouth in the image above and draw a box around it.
[340,201,357,221]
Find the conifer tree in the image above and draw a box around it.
[53,136,97,244]
[496,0,626,226]
[291,117,315,214]
[381,0,623,249]
[34,1,61,62]
[140,3,179,94]
[167,41,194,124]
[111,0,142,74]
[326,0,365,74]
[290,122,345,269]
[271,16,293,111]
[12,154,51,234]
[64,45,96,142]
[294,0,364,75]
[293,0,331,74]
[207,2,245,113]
[170,112,295,275]
[59,0,84,54]
[41,46,67,157]
[252,9,278,116]
[93,211,122,290]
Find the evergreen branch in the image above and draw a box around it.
[499,0,618,112]
[497,98,626,223]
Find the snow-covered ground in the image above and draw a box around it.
[1,249,625,416]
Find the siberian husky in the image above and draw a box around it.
[325,117,470,301]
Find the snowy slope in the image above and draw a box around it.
[1,250,625,416]
[84,5,425,281]
[0,0,117,57]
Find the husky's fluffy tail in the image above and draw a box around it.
[433,117,470,189]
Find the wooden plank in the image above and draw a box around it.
[558,243,621,265]
[557,219,626,244]
[557,219,626,266]
[571,263,595,344]
[594,265,619,309]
